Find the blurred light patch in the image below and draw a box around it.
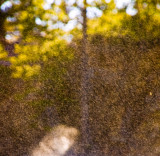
[13,0,21,5]
[87,0,97,5]
[43,0,54,10]
[63,20,77,31]
[105,0,111,3]
[126,1,137,16]
[112,8,118,14]
[143,2,148,9]
[0,1,12,12]
[115,0,137,16]
[157,4,160,10]
[5,33,19,42]
[126,7,137,16]
[31,125,79,156]
[115,0,131,9]
[62,34,73,43]
[43,0,53,10]
[43,3,51,10]
[7,17,17,22]
[87,7,103,18]
[76,0,84,8]
[69,7,81,19]
[46,0,54,4]
[5,34,12,41]
[55,0,62,5]
[35,17,46,26]
[87,0,94,4]
[66,0,76,6]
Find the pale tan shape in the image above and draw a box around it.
[31,125,79,156]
